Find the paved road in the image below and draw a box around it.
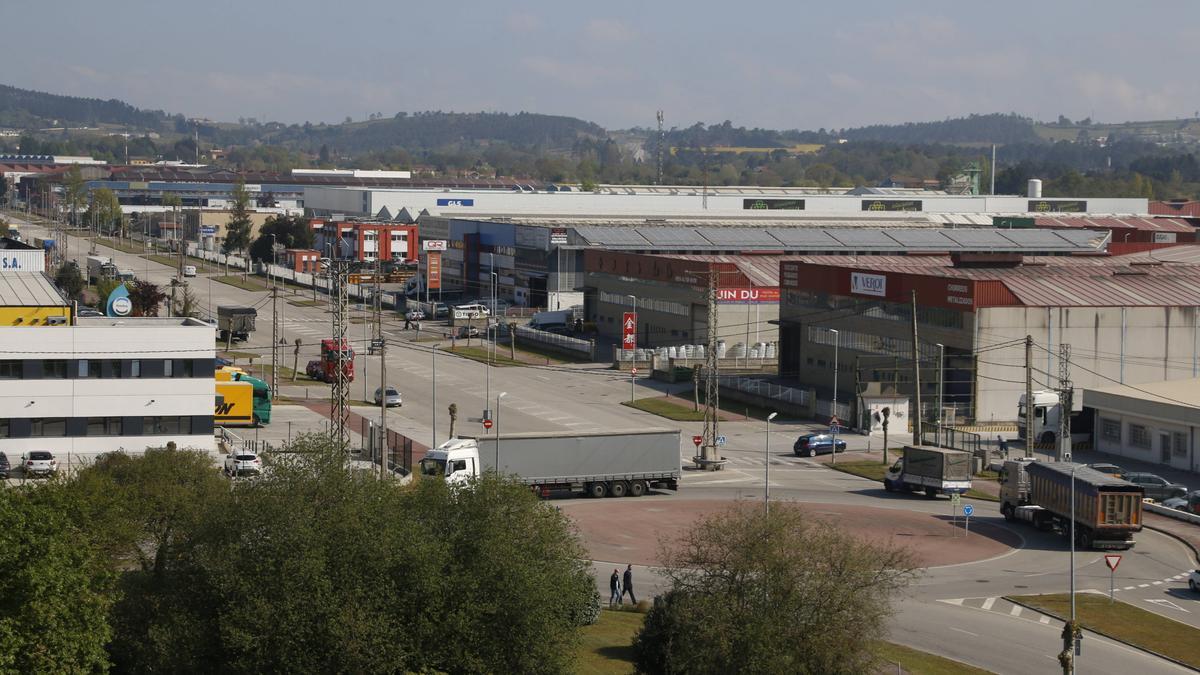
[22,215,1200,674]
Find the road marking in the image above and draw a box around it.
[1123,586,1137,590]
[981,597,996,611]
[1152,581,1163,585]
[949,627,979,637]
[1009,604,1022,616]
[1138,584,1151,588]
[937,598,965,606]
[1146,599,1191,613]
[1039,616,1051,625]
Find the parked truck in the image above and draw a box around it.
[1000,460,1143,550]
[1017,390,1091,446]
[306,338,355,383]
[87,255,117,284]
[883,445,972,498]
[419,429,681,498]
[217,306,257,343]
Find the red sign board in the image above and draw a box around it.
[631,367,638,375]
[483,419,493,429]
[427,251,442,290]
[1104,554,1121,571]
[692,435,703,447]
[715,287,781,304]
[622,312,637,351]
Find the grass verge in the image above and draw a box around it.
[576,610,643,675]
[288,299,325,308]
[827,459,888,481]
[621,397,730,422]
[146,254,221,274]
[509,340,576,364]
[1006,593,1200,669]
[446,345,524,367]
[217,349,259,361]
[93,237,146,255]
[213,275,270,292]
[873,641,995,675]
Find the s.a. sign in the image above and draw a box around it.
[850,272,886,297]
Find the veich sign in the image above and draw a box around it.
[426,252,442,290]
[850,272,887,297]
[715,287,781,303]
[422,240,448,251]
[622,312,637,351]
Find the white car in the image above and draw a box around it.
[183,265,197,277]
[1190,570,1200,592]
[21,451,58,477]
[374,386,402,407]
[224,451,263,477]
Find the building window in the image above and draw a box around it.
[87,417,123,436]
[0,361,18,378]
[43,360,69,379]
[164,359,174,377]
[131,360,141,377]
[1129,424,1151,449]
[30,418,68,437]
[1101,419,1121,442]
[0,419,8,437]
[108,360,124,378]
[1173,432,1188,457]
[145,416,189,435]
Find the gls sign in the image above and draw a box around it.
[850,272,886,297]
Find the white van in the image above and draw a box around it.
[183,265,197,277]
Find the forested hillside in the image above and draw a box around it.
[0,84,169,130]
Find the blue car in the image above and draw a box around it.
[793,433,847,457]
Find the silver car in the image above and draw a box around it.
[374,386,402,407]
[21,451,58,477]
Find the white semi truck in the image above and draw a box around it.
[419,429,681,498]
[1017,390,1088,445]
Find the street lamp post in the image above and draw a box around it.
[1070,463,1078,673]
[830,328,840,465]
[765,411,778,516]
[431,345,438,446]
[269,233,278,287]
[935,343,945,446]
[496,391,508,469]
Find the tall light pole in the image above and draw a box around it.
[431,345,438,447]
[935,342,945,446]
[496,391,508,469]
[765,411,778,516]
[829,328,840,465]
[1070,463,1078,674]
[491,270,498,363]
[269,233,278,288]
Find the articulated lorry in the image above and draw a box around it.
[217,306,257,343]
[1000,460,1143,550]
[420,429,681,498]
[883,445,972,498]
[306,338,355,383]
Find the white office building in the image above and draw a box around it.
[0,316,216,464]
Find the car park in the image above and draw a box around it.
[792,433,847,457]
[224,451,263,477]
[374,386,402,407]
[21,451,58,477]
[1124,472,1188,501]
[183,265,197,277]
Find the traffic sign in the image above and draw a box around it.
[1104,554,1122,571]
[829,416,840,427]
[631,367,638,375]
[962,504,974,517]
[716,435,726,446]
[829,424,840,435]
[483,419,493,429]
[692,435,703,447]
[950,493,962,506]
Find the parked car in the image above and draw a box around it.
[183,265,197,277]
[431,301,450,318]
[1124,472,1188,501]
[21,451,58,477]
[0,452,9,479]
[224,451,263,477]
[1087,463,1126,479]
[1190,569,1200,592]
[77,307,104,317]
[452,325,481,339]
[792,433,847,457]
[374,386,402,407]
[405,309,426,321]
[1162,490,1200,514]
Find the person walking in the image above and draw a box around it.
[622,564,637,605]
[609,568,622,607]
[997,433,1009,458]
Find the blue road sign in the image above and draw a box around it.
[829,424,840,435]
[716,435,726,446]
[962,504,974,517]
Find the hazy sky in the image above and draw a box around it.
[5,0,1197,130]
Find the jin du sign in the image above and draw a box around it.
[622,312,637,351]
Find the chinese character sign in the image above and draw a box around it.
[622,312,637,351]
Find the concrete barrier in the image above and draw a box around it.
[1144,501,1200,525]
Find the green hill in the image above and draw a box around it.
[0,83,169,130]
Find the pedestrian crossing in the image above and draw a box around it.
[937,596,1056,625]
[719,455,824,468]
[1112,571,1190,592]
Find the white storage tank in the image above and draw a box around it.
[1027,178,1042,199]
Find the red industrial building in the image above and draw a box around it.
[311,219,419,263]
[282,249,322,274]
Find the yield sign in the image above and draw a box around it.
[1104,554,1121,571]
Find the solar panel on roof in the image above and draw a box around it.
[1002,230,1076,249]
[699,228,778,246]
[888,230,961,248]
[765,229,841,247]
[825,229,896,247]
[640,228,712,246]
[571,226,649,247]
[941,230,1014,247]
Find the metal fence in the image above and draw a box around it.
[514,325,594,358]
[717,375,811,407]
[920,425,985,458]
[813,397,853,422]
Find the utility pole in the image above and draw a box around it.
[271,285,280,401]
[1025,335,1034,458]
[379,334,388,480]
[326,257,351,450]
[655,110,665,186]
[695,269,724,469]
[1059,343,1073,462]
[910,290,923,445]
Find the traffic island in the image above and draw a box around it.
[1005,593,1200,670]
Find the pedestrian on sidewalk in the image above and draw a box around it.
[997,434,1009,458]
[622,564,637,605]
[403,314,412,330]
[609,568,622,607]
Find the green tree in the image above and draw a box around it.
[223,180,252,255]
[0,487,115,673]
[63,164,87,226]
[54,262,85,302]
[85,187,123,236]
[248,214,314,263]
[633,504,917,675]
[128,279,166,317]
[173,284,200,318]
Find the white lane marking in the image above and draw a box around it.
[1146,599,1191,613]
[1039,616,1051,624]
[949,627,979,637]
[1138,584,1151,588]
[937,598,965,606]
[1009,604,1022,616]
[981,597,996,611]
[1123,586,1137,590]
[1153,581,1164,585]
